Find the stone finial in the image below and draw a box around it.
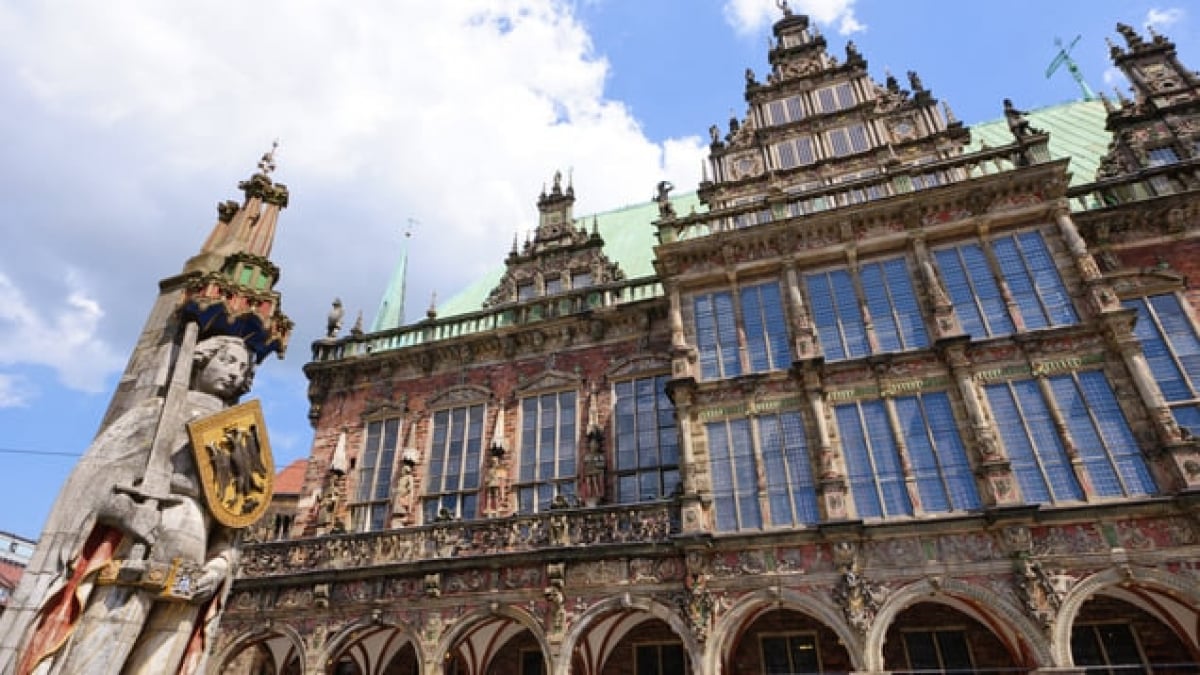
[257,139,279,176]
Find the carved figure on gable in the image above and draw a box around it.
[1004,98,1042,139]
[325,298,344,338]
[655,180,676,220]
[0,335,262,675]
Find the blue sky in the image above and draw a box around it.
[0,0,1194,540]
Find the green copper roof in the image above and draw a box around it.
[966,99,1110,188]
[436,101,1110,321]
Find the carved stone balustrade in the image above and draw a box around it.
[239,501,679,579]
[309,277,664,364]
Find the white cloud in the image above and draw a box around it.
[722,0,864,36]
[0,374,31,408]
[0,0,709,392]
[0,271,124,393]
[1145,7,1184,30]
[1102,66,1129,92]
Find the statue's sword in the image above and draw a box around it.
[101,320,200,584]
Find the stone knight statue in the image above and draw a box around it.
[0,332,265,675]
[0,151,291,675]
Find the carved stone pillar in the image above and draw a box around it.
[801,362,849,519]
[1104,310,1200,489]
[912,234,963,339]
[943,340,1020,506]
[667,283,695,380]
[669,382,708,534]
[784,262,818,359]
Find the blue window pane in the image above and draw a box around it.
[986,383,1051,503]
[884,258,929,349]
[861,263,898,352]
[895,396,949,512]
[780,411,820,524]
[807,272,845,360]
[806,269,868,362]
[993,236,1047,330]
[838,404,882,518]
[861,401,912,516]
[707,422,738,531]
[923,393,981,510]
[715,292,740,377]
[1126,298,1193,401]
[1152,294,1200,386]
[742,282,789,372]
[1074,371,1156,496]
[833,271,868,358]
[1048,375,1122,497]
[730,419,762,528]
[1018,232,1077,326]
[935,248,985,338]
[695,294,719,379]
[988,380,1084,503]
[759,415,792,526]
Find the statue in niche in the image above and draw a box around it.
[1,336,260,675]
[392,461,415,521]
[483,450,510,517]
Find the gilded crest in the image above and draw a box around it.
[187,399,274,528]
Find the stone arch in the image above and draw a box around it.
[865,576,1052,672]
[1051,565,1200,667]
[557,593,699,675]
[435,604,550,674]
[320,616,421,675]
[708,587,865,675]
[212,622,306,675]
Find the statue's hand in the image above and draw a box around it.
[190,567,225,603]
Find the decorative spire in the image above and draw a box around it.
[426,291,438,320]
[942,101,958,125]
[180,146,293,361]
[370,221,414,333]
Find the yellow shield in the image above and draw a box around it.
[187,399,275,529]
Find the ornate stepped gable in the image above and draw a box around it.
[701,6,969,212]
[482,171,625,308]
[1095,23,1200,178]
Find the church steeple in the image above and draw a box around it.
[371,227,412,333]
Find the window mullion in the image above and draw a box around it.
[747,414,770,525]
[882,397,919,514]
[1007,382,1052,500]
[982,236,1025,332]
[728,278,749,373]
[1035,376,1088,498]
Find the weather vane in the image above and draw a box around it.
[1046,35,1096,101]
[257,139,280,176]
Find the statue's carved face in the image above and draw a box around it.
[195,343,252,399]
